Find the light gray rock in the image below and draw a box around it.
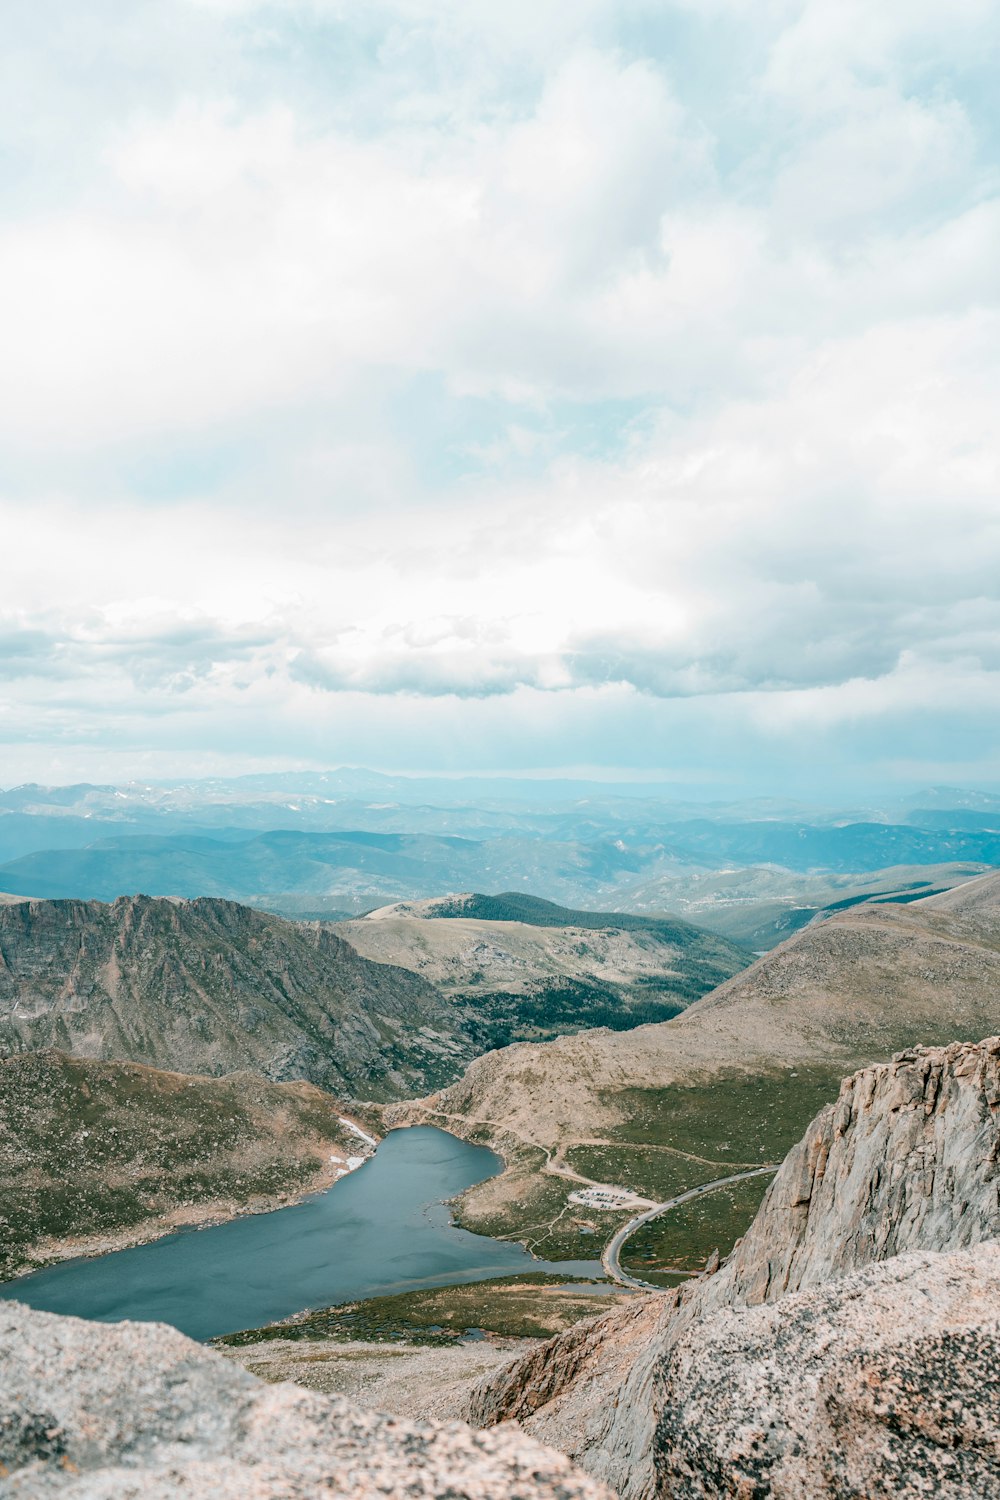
[0,1301,613,1499]
[708,1036,1000,1310]
[655,1244,1000,1499]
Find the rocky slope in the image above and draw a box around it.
[463,1037,1000,1498]
[653,1245,1000,1498]
[390,873,1000,1255]
[337,892,747,1044]
[0,1050,379,1279]
[0,1300,612,1499]
[0,895,470,1099]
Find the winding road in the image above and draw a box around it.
[602,1165,779,1291]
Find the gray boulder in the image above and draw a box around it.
[0,1300,612,1499]
[656,1243,1000,1498]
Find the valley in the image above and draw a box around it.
[390,873,1000,1272]
[0,886,745,1280]
[1,776,998,1499]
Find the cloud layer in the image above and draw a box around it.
[1,0,998,791]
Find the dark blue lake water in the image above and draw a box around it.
[0,1126,603,1341]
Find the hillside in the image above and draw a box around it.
[337,894,748,1043]
[612,861,989,949]
[388,872,1000,1263]
[0,1051,380,1280]
[0,895,471,1100]
[372,892,728,936]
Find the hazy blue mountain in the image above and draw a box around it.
[0,822,997,912]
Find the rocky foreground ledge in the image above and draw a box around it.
[0,1301,612,1499]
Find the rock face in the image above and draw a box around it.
[0,895,468,1099]
[0,1301,613,1499]
[709,1036,1000,1309]
[655,1245,1000,1499]
[464,1038,1000,1499]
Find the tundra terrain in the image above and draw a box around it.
[337,892,747,1041]
[0,1050,379,1279]
[388,873,1000,1271]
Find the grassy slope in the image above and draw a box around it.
[395,875,1000,1269]
[215,1274,622,1348]
[0,1050,377,1280]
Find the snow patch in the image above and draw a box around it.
[339,1117,378,1148]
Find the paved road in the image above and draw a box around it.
[602,1165,779,1291]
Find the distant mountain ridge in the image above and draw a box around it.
[379,891,718,940]
[0,895,469,1100]
[0,820,997,913]
[338,893,748,1042]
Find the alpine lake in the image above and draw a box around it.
[0,1126,603,1341]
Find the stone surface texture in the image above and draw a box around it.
[655,1244,1000,1499]
[0,1301,613,1499]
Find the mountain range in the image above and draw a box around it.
[0,895,468,1100]
[1,775,998,926]
[391,872,1000,1265]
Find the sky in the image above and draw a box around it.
[1,0,998,797]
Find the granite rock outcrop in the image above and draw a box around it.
[0,1300,613,1499]
[655,1244,1000,1498]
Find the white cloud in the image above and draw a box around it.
[0,0,997,788]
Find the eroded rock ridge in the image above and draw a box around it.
[0,1300,613,1499]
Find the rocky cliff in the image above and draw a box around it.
[654,1244,1000,1498]
[0,895,469,1099]
[464,1037,1000,1498]
[0,1300,612,1498]
[705,1035,1000,1308]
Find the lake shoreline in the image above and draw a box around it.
[1,1120,568,1292]
[0,1127,605,1341]
[0,1149,350,1285]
